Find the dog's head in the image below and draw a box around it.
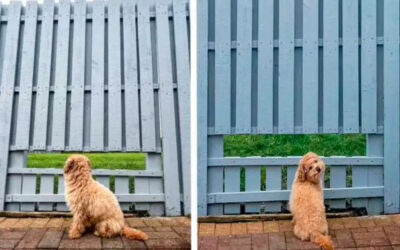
[64,154,92,176]
[297,152,325,183]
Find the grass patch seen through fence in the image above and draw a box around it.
[27,153,146,169]
[224,134,366,157]
[223,134,366,190]
[28,153,146,193]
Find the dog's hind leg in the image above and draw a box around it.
[293,224,309,241]
[321,220,329,235]
[94,219,122,238]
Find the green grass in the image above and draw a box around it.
[224,134,366,190]
[27,153,146,170]
[224,134,366,157]
[28,153,145,193]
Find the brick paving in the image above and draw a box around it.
[0,216,190,249]
[199,214,400,249]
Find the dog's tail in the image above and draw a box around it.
[311,231,334,250]
[122,226,148,240]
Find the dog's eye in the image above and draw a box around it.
[309,166,312,170]
[314,160,318,163]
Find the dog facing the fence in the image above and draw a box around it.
[289,152,333,250]
[63,155,148,240]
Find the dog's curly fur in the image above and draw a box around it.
[64,155,148,240]
[289,152,333,250]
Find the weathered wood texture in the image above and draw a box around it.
[198,0,396,215]
[0,0,190,216]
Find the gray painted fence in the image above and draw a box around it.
[0,0,190,216]
[198,0,399,215]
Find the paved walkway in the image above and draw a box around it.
[0,216,190,249]
[199,214,400,249]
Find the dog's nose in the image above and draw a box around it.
[316,167,321,172]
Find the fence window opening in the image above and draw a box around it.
[205,134,382,215]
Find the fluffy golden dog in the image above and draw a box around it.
[289,152,333,250]
[64,155,148,240]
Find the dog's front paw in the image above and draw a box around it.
[69,230,82,239]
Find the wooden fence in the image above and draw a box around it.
[197,0,399,215]
[0,0,190,216]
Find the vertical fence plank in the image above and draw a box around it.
[361,0,377,133]
[224,166,240,214]
[14,2,38,150]
[135,168,150,210]
[330,165,347,209]
[197,0,208,216]
[257,0,274,133]
[51,0,70,150]
[235,0,252,134]
[384,0,400,213]
[214,0,231,134]
[265,166,281,212]
[39,175,54,211]
[6,152,27,211]
[21,175,36,211]
[323,0,339,133]
[32,0,54,150]
[367,165,384,214]
[123,0,141,151]
[342,0,359,133]
[207,136,224,215]
[57,175,68,211]
[96,176,110,189]
[353,135,384,214]
[147,154,164,216]
[352,164,368,209]
[137,0,156,152]
[173,0,191,215]
[115,176,130,211]
[107,0,123,151]
[352,167,368,209]
[286,165,298,210]
[302,0,318,133]
[69,0,86,150]
[90,0,105,151]
[278,0,295,134]
[135,154,164,216]
[155,0,181,216]
[287,165,297,190]
[0,2,21,211]
[245,166,261,213]
[366,135,384,214]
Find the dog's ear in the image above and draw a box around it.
[297,158,307,181]
[64,157,75,174]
